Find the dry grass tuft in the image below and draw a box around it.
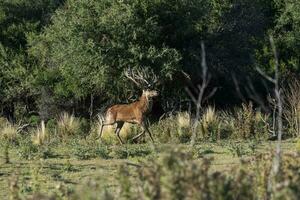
[0,121,18,142]
[57,112,81,138]
[199,106,221,140]
[176,112,192,142]
[32,121,48,145]
[177,112,191,128]
[283,79,300,137]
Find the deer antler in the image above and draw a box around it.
[124,67,158,89]
[124,68,142,87]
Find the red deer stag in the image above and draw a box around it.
[98,68,159,144]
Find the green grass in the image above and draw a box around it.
[0,139,297,199]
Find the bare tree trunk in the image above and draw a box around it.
[185,42,216,146]
[259,36,283,200]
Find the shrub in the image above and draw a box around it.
[28,115,40,127]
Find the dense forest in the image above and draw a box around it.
[1,0,300,121]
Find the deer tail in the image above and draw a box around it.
[97,113,105,125]
[96,114,105,140]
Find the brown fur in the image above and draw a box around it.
[98,90,158,144]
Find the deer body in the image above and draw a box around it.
[98,89,158,144]
[106,95,151,124]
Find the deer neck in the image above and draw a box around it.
[138,94,152,113]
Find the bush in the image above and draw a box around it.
[28,115,40,127]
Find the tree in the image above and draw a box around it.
[29,0,220,117]
[0,0,64,120]
[274,0,300,72]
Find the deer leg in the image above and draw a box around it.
[115,122,124,144]
[98,124,104,139]
[143,122,154,143]
[97,122,114,140]
[132,128,145,142]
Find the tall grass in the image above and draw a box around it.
[176,112,192,142]
[57,112,81,139]
[152,105,270,143]
[0,118,19,143]
[230,103,269,139]
[151,112,193,143]
[32,121,48,145]
[284,79,300,137]
[199,106,221,141]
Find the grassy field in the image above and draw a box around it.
[0,139,298,199]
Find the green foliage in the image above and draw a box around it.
[0,0,64,119]
[112,144,154,159]
[228,142,251,157]
[0,0,300,121]
[274,0,300,71]
[0,0,64,50]
[71,140,110,160]
[99,149,300,199]
[17,138,39,160]
[28,0,190,103]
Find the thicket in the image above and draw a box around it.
[1,0,300,121]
